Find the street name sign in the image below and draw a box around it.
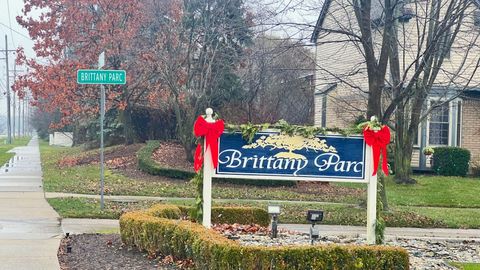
[77,69,126,85]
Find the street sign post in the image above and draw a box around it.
[77,59,126,210]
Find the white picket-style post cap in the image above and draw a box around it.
[205,108,215,123]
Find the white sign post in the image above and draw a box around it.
[202,108,215,228]
[200,108,377,244]
[366,146,377,244]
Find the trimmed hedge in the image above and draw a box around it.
[137,141,195,179]
[210,206,269,226]
[432,147,470,176]
[120,206,410,270]
[144,204,269,227]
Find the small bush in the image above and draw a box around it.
[137,141,195,179]
[120,206,410,270]
[143,204,182,219]
[211,206,269,226]
[432,147,470,176]
[144,204,269,226]
[471,159,480,177]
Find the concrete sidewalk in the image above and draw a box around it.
[0,137,62,270]
[45,192,353,206]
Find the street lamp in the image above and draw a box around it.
[306,210,324,245]
[268,205,281,238]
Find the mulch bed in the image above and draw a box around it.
[78,144,142,169]
[152,142,194,172]
[58,234,179,270]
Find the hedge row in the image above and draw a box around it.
[137,141,296,187]
[144,204,270,227]
[137,141,195,179]
[432,147,470,176]
[120,205,409,270]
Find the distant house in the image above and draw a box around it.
[310,0,480,170]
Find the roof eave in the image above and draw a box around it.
[310,0,333,43]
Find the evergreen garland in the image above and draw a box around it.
[226,119,363,143]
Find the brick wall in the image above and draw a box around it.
[461,99,480,162]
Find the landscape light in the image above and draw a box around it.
[268,205,281,215]
[306,210,324,223]
[268,205,281,238]
[307,210,324,245]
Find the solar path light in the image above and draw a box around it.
[268,205,281,238]
[307,210,324,245]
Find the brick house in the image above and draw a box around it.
[310,0,480,170]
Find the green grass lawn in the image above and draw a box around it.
[386,176,480,208]
[398,206,480,229]
[449,262,480,270]
[336,175,480,208]
[47,197,449,228]
[0,136,32,165]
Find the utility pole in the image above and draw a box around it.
[4,35,12,144]
[18,94,21,138]
[22,97,25,137]
[12,65,15,140]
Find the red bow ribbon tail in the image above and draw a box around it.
[381,146,389,176]
[363,126,390,176]
[193,116,225,172]
[194,144,203,173]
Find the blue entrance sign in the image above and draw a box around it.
[215,132,366,181]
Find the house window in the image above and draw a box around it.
[474,10,480,27]
[428,101,449,145]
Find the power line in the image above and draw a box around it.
[0,23,31,41]
[6,0,16,48]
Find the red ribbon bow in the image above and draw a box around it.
[363,125,391,176]
[193,116,225,172]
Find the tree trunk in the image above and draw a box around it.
[393,127,417,184]
[184,142,195,163]
[119,107,135,145]
[173,102,196,163]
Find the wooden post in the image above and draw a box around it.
[202,108,215,228]
[366,145,377,244]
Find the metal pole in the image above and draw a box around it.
[18,96,21,138]
[22,97,25,136]
[5,35,11,144]
[12,64,15,139]
[99,51,105,210]
[100,84,105,209]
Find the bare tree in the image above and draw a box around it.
[237,36,316,124]
[312,0,480,186]
[149,0,253,161]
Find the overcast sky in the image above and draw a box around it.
[0,0,36,117]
